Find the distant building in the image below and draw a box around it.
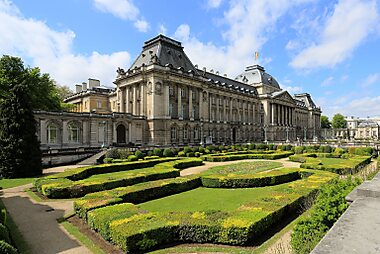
[35,34,322,149]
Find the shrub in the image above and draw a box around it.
[105,148,120,159]
[256,144,267,150]
[0,240,17,254]
[153,148,163,157]
[178,151,185,157]
[198,147,205,154]
[134,150,144,160]
[162,148,173,157]
[268,144,275,150]
[127,155,138,162]
[118,149,131,159]
[0,224,10,243]
[294,146,305,154]
[291,178,360,254]
[183,146,193,154]
[103,158,113,164]
[186,152,195,157]
[248,143,255,150]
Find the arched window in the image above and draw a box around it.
[68,122,80,143]
[47,124,58,144]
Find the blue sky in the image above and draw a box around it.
[1,0,380,118]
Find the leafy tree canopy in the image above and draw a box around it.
[331,113,347,128]
[0,55,42,178]
[320,115,331,128]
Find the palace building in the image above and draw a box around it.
[35,34,321,149]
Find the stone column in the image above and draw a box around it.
[132,85,137,115]
[223,97,226,123]
[165,84,170,117]
[216,95,220,122]
[120,88,125,113]
[140,83,144,116]
[230,98,233,122]
[199,90,203,120]
[189,88,193,120]
[126,87,130,113]
[178,86,182,119]
[271,103,275,125]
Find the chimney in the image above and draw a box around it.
[82,82,87,91]
[75,84,82,93]
[88,78,100,89]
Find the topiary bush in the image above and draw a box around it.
[127,155,138,162]
[0,240,17,254]
[134,150,144,160]
[153,148,163,157]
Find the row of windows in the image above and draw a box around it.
[47,123,80,144]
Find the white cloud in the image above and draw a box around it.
[328,96,380,117]
[158,24,167,35]
[134,19,149,32]
[175,0,315,78]
[0,0,131,89]
[361,73,379,88]
[93,0,138,20]
[93,0,149,32]
[290,0,379,69]
[321,76,334,87]
[174,24,191,41]
[282,85,303,94]
[207,0,223,8]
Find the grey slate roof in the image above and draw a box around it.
[294,93,318,109]
[129,34,197,72]
[234,65,281,89]
[200,70,258,95]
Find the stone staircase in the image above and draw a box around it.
[77,150,108,165]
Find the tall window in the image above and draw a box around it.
[47,124,58,144]
[194,127,199,140]
[169,103,173,116]
[171,126,177,140]
[183,128,188,140]
[181,104,186,118]
[68,123,80,143]
[192,106,196,119]
[97,101,102,108]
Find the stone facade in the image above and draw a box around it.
[60,34,321,147]
[35,111,146,150]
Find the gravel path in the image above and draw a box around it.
[0,165,92,254]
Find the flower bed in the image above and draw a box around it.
[201,151,294,162]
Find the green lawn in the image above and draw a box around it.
[202,161,282,176]
[318,158,351,166]
[138,183,301,213]
[85,167,155,180]
[0,177,36,189]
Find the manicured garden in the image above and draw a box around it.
[68,156,336,253]
[28,144,377,253]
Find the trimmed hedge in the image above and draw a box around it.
[36,158,203,198]
[201,151,294,162]
[297,155,371,175]
[75,175,202,220]
[201,168,301,188]
[87,181,325,253]
[0,240,17,254]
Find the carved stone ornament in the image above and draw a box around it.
[202,91,208,102]
[116,67,126,78]
[147,82,153,94]
[154,82,162,94]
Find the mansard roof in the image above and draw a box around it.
[294,93,319,109]
[129,34,197,72]
[358,121,379,128]
[234,65,281,90]
[200,70,258,96]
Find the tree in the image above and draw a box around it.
[56,84,74,101]
[0,55,42,178]
[320,115,331,128]
[331,113,347,128]
[27,67,62,111]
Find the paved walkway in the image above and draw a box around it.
[0,165,92,254]
[1,159,300,254]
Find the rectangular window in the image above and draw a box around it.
[97,101,102,108]
[169,103,173,116]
